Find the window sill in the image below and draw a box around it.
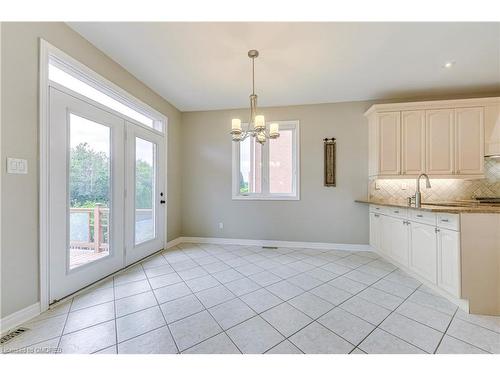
[232,195,300,201]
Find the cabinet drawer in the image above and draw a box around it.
[385,207,408,219]
[370,204,384,213]
[437,213,460,231]
[409,209,436,225]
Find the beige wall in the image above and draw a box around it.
[0,22,182,318]
[180,101,372,243]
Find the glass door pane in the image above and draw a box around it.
[135,137,156,244]
[69,114,111,269]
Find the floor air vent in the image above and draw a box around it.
[1,327,29,344]
[262,246,278,249]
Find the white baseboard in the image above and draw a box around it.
[166,237,182,249]
[0,302,40,335]
[176,236,371,252]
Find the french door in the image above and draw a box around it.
[48,88,165,303]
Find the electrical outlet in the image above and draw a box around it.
[7,158,28,174]
[218,222,224,230]
[374,180,380,190]
[401,182,408,190]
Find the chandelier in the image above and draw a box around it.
[230,49,280,144]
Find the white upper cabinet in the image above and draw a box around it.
[365,97,497,178]
[455,107,484,175]
[402,110,425,175]
[426,109,455,175]
[377,112,401,176]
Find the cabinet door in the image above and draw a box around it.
[380,215,392,256]
[402,110,425,175]
[369,212,381,251]
[409,222,437,283]
[426,109,454,175]
[391,219,409,267]
[377,112,401,175]
[455,107,484,175]
[437,228,461,297]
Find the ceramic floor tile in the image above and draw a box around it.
[1,314,67,351]
[182,333,240,354]
[114,279,151,300]
[224,277,261,297]
[170,259,199,272]
[310,284,352,306]
[153,282,193,304]
[113,266,147,286]
[185,274,221,292]
[234,263,265,277]
[248,271,282,287]
[304,267,338,282]
[144,264,175,278]
[30,301,71,322]
[93,345,117,354]
[71,286,114,311]
[226,316,284,354]
[383,270,422,289]
[59,320,116,354]
[240,288,283,314]
[380,313,443,353]
[202,261,231,274]
[372,279,415,299]
[209,298,256,330]
[287,273,324,290]
[115,291,157,318]
[350,348,367,354]
[320,262,352,276]
[195,285,235,308]
[118,326,178,354]
[266,280,304,301]
[178,266,209,281]
[261,303,312,337]
[212,268,245,283]
[288,261,317,273]
[344,270,381,285]
[408,290,457,315]
[396,300,453,332]
[447,318,500,353]
[288,292,335,319]
[319,308,375,345]
[148,273,183,289]
[116,306,166,343]
[64,301,115,334]
[328,276,367,294]
[160,294,205,323]
[270,265,301,279]
[359,328,425,354]
[454,309,500,334]
[168,310,222,351]
[339,296,391,325]
[357,287,404,310]
[142,255,169,269]
[289,322,353,354]
[265,340,303,354]
[436,335,488,354]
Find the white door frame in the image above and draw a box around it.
[39,39,168,312]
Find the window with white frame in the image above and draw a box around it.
[232,121,299,200]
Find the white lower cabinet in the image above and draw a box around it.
[409,222,437,284]
[369,205,461,299]
[369,212,381,251]
[390,218,409,267]
[437,228,461,297]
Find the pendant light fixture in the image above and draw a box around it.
[230,50,280,144]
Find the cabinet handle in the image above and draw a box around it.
[441,219,449,222]
[417,214,423,218]
[435,228,440,233]
[394,210,399,213]
[374,214,380,217]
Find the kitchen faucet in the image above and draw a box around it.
[411,173,431,208]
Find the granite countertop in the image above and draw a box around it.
[355,199,500,214]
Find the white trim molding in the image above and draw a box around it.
[0,303,41,335]
[175,236,372,252]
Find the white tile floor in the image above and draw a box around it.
[2,242,500,354]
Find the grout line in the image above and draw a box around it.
[433,307,459,354]
[139,262,180,354]
[56,296,74,352]
[112,274,119,352]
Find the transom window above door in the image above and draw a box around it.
[48,57,164,132]
[232,120,300,200]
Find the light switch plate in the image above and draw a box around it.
[7,158,28,174]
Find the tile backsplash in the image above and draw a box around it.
[368,159,500,203]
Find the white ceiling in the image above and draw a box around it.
[68,22,500,112]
